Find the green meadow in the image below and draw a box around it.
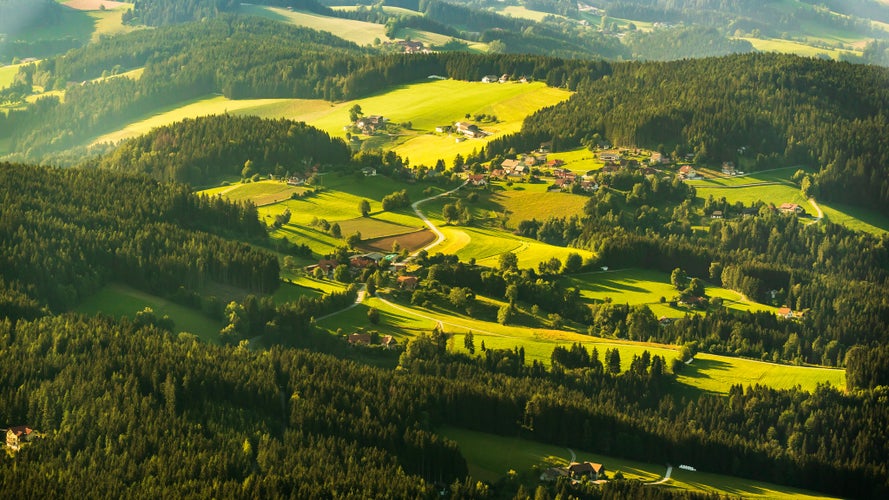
[90,95,329,146]
[273,276,348,303]
[440,426,837,499]
[75,283,223,343]
[819,201,889,236]
[563,268,776,317]
[740,37,856,59]
[316,290,841,395]
[0,63,23,89]
[241,5,387,46]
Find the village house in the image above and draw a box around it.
[348,333,372,346]
[567,462,606,480]
[722,161,737,175]
[711,210,724,219]
[552,178,572,191]
[361,166,377,176]
[468,174,488,186]
[381,335,398,349]
[499,74,510,83]
[286,175,304,186]
[599,152,621,162]
[6,426,34,450]
[500,159,521,171]
[397,275,418,290]
[481,75,499,83]
[777,307,794,319]
[547,159,566,169]
[399,40,424,54]
[356,115,387,134]
[650,152,672,165]
[779,203,805,215]
[678,165,700,179]
[454,121,484,138]
[580,180,599,192]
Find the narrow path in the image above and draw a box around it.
[567,448,576,463]
[410,180,468,257]
[648,465,673,485]
[808,197,823,220]
[314,284,366,321]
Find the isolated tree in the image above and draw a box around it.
[563,253,583,274]
[349,104,363,122]
[359,199,371,217]
[367,307,380,324]
[670,267,688,289]
[442,203,459,224]
[499,251,518,271]
[330,222,342,238]
[464,331,475,354]
[346,231,362,248]
[365,277,376,297]
[607,348,622,374]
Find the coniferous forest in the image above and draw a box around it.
[2,2,889,499]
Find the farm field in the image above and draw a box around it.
[440,426,838,499]
[492,182,590,226]
[562,268,777,317]
[678,353,844,395]
[689,169,808,208]
[75,283,223,343]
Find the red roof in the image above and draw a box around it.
[8,426,32,437]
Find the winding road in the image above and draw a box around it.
[648,465,673,485]
[409,180,468,257]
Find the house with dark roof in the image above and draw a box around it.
[381,335,398,349]
[348,333,372,345]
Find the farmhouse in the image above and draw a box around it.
[361,167,377,176]
[381,335,398,349]
[499,74,510,83]
[481,75,499,83]
[650,152,672,165]
[356,115,387,134]
[540,467,570,482]
[580,180,599,192]
[777,307,794,319]
[6,426,34,450]
[286,175,304,186]
[397,276,419,290]
[468,174,488,186]
[711,210,723,219]
[599,152,621,162]
[722,162,737,175]
[568,462,605,480]
[348,333,372,345]
[501,159,521,170]
[455,122,484,138]
[779,203,805,215]
[678,165,700,179]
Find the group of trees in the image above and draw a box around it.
[0,163,277,315]
[94,115,350,184]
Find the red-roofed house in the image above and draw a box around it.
[6,426,33,450]
[397,276,418,290]
[568,462,605,480]
[348,333,372,345]
[468,174,488,186]
[381,335,398,349]
[679,165,699,179]
[777,307,794,318]
[779,203,805,215]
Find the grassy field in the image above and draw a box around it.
[678,353,844,395]
[819,201,889,236]
[201,180,309,207]
[563,268,776,317]
[316,290,842,394]
[90,95,330,146]
[740,37,856,59]
[273,276,348,303]
[89,80,568,168]
[493,183,590,226]
[337,217,422,240]
[689,167,808,208]
[75,283,223,343]
[0,63,24,90]
[242,5,388,46]
[440,426,837,499]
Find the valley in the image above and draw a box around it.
[0,1,888,498]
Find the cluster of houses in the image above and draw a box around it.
[481,74,530,84]
[354,115,387,135]
[307,252,399,277]
[540,461,606,483]
[392,40,427,54]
